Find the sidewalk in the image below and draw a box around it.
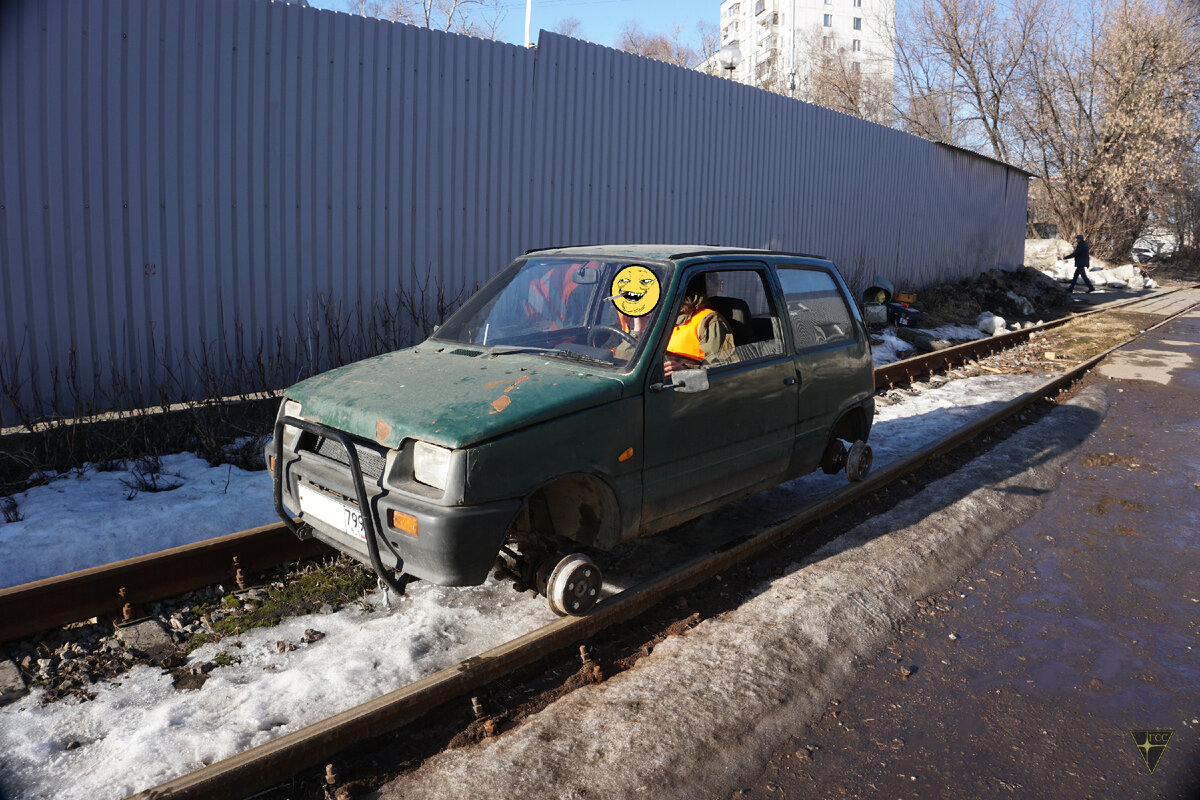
[736,305,1200,799]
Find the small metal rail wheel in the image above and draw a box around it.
[846,440,873,482]
[544,553,603,616]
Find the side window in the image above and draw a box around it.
[777,268,856,350]
[694,269,784,364]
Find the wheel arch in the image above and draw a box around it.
[510,472,624,551]
[831,402,872,443]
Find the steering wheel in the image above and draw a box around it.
[587,324,637,349]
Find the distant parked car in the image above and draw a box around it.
[267,246,875,615]
[1131,247,1155,264]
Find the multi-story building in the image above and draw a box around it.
[712,0,894,102]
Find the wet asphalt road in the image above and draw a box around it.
[734,306,1200,799]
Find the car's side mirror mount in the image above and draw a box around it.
[671,369,710,393]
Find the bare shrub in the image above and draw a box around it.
[2,495,21,524]
[119,455,183,498]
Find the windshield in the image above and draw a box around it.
[432,257,673,370]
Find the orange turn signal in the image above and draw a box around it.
[388,510,418,537]
[269,456,276,472]
[618,447,634,463]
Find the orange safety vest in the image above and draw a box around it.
[666,308,715,362]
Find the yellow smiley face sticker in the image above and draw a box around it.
[610,265,661,317]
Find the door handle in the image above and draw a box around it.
[783,377,797,386]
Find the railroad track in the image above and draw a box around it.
[0,288,1194,800]
[1,288,1184,644]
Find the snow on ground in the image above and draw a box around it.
[1040,260,1158,291]
[870,329,914,365]
[0,583,555,800]
[0,371,1061,800]
[1026,236,1157,291]
[0,454,278,589]
[924,323,988,342]
[871,324,986,367]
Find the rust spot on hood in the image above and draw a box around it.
[488,376,532,414]
[376,418,392,443]
[505,376,531,392]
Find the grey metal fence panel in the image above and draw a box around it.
[0,4,1027,426]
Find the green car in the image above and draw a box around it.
[269,246,874,615]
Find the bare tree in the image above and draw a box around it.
[891,0,1200,258]
[891,1,960,142]
[552,17,584,39]
[1017,0,1200,256]
[891,0,1044,161]
[356,0,507,39]
[694,21,722,76]
[1164,154,1200,257]
[616,20,700,68]
[785,27,893,124]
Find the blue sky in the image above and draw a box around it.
[308,0,716,49]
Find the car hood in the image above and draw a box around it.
[284,347,627,450]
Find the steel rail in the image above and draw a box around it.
[0,523,325,641]
[873,287,1187,388]
[125,292,1200,800]
[0,288,1188,644]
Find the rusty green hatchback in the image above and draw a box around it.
[269,246,874,615]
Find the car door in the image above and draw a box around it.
[641,265,797,531]
[776,265,866,475]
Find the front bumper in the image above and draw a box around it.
[271,417,520,587]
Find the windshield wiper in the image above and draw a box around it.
[489,345,612,366]
[488,345,559,356]
[549,349,613,366]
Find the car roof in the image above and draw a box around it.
[524,244,830,262]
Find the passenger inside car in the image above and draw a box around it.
[663,275,735,378]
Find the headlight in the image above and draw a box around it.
[281,399,303,451]
[413,441,453,489]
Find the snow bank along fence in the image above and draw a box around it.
[0,0,1030,426]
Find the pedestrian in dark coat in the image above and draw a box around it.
[1064,235,1094,293]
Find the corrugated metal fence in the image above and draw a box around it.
[0,0,1027,425]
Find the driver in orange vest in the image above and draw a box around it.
[663,277,734,379]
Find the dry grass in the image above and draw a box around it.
[1033,311,1154,361]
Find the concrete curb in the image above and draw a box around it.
[375,387,1110,800]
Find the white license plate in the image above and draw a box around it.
[298,485,367,542]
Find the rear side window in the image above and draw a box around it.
[777,268,855,350]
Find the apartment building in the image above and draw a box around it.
[713,0,895,97]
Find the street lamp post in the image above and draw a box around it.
[717,44,742,80]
